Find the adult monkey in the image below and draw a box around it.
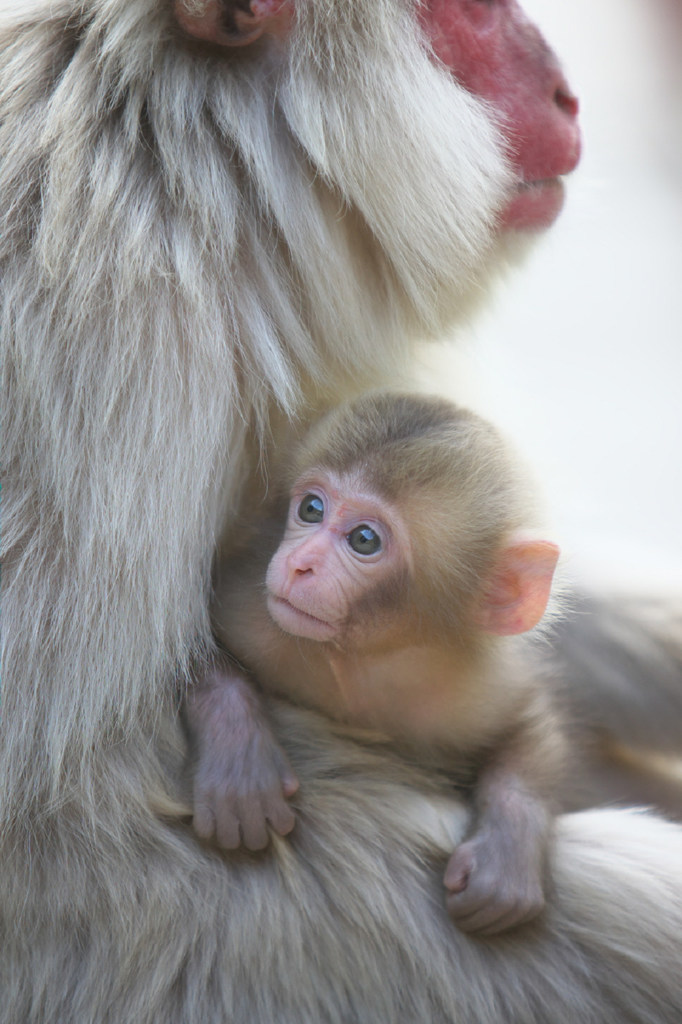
[2,2,682,1023]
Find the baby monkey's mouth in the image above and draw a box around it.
[266,594,338,642]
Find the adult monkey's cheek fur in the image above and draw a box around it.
[174,0,581,231]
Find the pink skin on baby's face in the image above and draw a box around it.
[265,472,411,645]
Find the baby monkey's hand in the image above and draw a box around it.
[443,799,549,936]
[185,660,299,851]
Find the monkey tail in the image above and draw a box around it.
[549,587,682,816]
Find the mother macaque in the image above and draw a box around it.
[2,0,682,1021]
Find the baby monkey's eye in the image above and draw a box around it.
[347,525,382,556]
[298,494,325,523]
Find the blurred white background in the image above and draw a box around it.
[422,0,682,589]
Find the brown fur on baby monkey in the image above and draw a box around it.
[186,392,563,935]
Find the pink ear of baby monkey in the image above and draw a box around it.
[475,538,560,636]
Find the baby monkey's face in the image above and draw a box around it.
[265,470,412,646]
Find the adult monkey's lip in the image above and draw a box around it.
[500,177,567,231]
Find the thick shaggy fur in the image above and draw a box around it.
[2,1,682,1019]
[0,0,509,804]
[5,700,682,1024]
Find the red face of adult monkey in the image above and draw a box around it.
[420,0,581,228]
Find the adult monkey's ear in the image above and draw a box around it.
[174,1,289,48]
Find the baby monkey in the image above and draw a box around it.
[185,392,564,935]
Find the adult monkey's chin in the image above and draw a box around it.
[500,177,568,232]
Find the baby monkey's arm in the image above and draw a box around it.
[184,655,299,851]
[444,691,565,936]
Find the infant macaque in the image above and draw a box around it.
[184,392,564,935]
